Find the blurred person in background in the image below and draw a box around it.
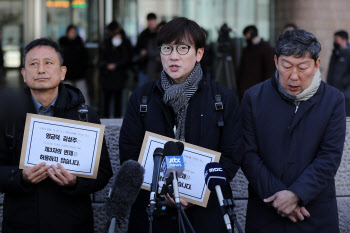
[238,25,275,100]
[146,20,167,82]
[134,13,158,86]
[99,28,130,118]
[0,30,4,85]
[200,27,215,80]
[59,25,90,105]
[327,30,350,115]
[283,23,298,31]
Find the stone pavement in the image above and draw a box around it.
[0,118,349,233]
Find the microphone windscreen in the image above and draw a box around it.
[204,162,226,191]
[175,141,185,155]
[164,141,179,156]
[105,160,145,220]
[153,148,164,158]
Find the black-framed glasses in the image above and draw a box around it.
[159,44,192,55]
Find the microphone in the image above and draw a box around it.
[104,160,145,233]
[204,162,232,233]
[175,141,184,155]
[149,148,164,215]
[161,141,185,208]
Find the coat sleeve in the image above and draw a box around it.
[0,141,33,194]
[0,119,34,194]
[119,90,145,163]
[219,89,242,182]
[326,54,336,85]
[288,95,346,206]
[62,109,113,195]
[240,91,288,199]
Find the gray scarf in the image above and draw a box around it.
[161,63,203,141]
[276,69,321,112]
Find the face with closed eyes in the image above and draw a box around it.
[274,54,320,95]
[160,41,204,84]
[21,46,66,91]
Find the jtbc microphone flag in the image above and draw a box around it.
[161,156,185,178]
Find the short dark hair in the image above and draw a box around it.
[23,38,64,67]
[334,30,349,41]
[147,13,157,21]
[284,23,298,30]
[156,17,206,50]
[107,20,120,32]
[66,24,77,34]
[243,25,258,37]
[275,29,321,62]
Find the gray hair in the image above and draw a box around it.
[275,29,321,62]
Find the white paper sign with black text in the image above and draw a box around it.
[138,131,221,207]
[20,114,105,179]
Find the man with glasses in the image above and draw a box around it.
[119,17,242,233]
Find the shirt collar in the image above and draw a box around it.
[32,94,58,113]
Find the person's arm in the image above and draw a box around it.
[326,54,336,86]
[288,94,346,206]
[115,46,131,69]
[119,89,146,163]
[240,91,288,199]
[340,53,350,87]
[0,127,36,193]
[219,89,242,182]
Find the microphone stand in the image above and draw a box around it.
[223,198,243,233]
[160,174,196,233]
[147,192,156,233]
[103,215,119,233]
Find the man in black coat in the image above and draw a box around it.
[0,38,113,233]
[241,29,345,233]
[327,30,350,115]
[238,25,275,100]
[59,25,90,105]
[119,17,242,233]
[134,13,158,86]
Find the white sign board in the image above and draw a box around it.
[20,114,105,179]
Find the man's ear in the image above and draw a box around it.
[314,58,321,73]
[60,66,67,81]
[21,68,27,83]
[274,55,278,70]
[196,48,204,63]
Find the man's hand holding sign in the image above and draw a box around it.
[20,114,105,180]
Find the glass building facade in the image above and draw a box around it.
[0,0,273,103]
[0,0,273,67]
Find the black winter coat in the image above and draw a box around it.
[0,84,113,233]
[241,78,346,233]
[327,47,350,114]
[238,39,275,98]
[134,28,157,73]
[99,40,130,91]
[119,78,242,233]
[59,36,90,82]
